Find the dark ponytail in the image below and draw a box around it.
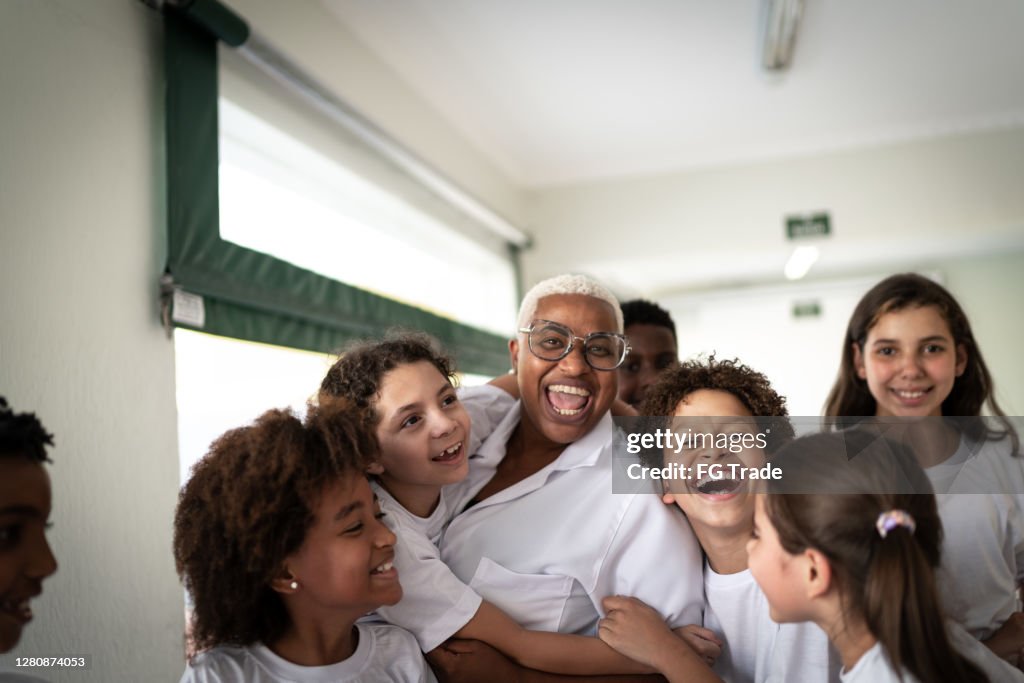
[766,432,989,683]
[863,521,985,683]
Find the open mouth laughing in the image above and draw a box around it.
[694,475,743,497]
[545,383,593,419]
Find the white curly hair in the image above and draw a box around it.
[516,274,623,333]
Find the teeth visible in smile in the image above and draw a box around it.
[371,561,394,575]
[895,390,926,399]
[434,442,462,459]
[549,385,591,397]
[548,385,590,415]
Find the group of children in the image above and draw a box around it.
[600,273,1022,683]
[174,271,1024,682]
[2,271,1021,683]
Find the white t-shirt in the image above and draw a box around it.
[838,622,1024,683]
[928,436,1024,639]
[703,564,838,683]
[372,482,483,652]
[839,642,917,683]
[440,400,704,635]
[179,623,436,683]
[456,384,520,453]
[371,384,516,651]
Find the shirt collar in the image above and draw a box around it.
[472,400,612,472]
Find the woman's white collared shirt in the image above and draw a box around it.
[440,397,704,635]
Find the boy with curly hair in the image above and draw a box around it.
[598,357,839,683]
[174,400,436,682]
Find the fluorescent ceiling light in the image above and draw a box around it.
[784,245,819,280]
[762,0,803,70]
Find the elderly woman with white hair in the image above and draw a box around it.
[431,274,706,682]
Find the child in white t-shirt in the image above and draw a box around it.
[318,333,719,680]
[824,272,1024,652]
[175,402,434,683]
[749,430,1014,683]
[597,356,837,683]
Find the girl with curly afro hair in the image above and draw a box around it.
[0,396,58,654]
[174,401,436,682]
[597,358,833,683]
[316,332,695,678]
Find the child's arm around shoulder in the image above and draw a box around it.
[455,600,658,675]
[599,596,723,683]
[430,638,679,683]
[378,486,660,675]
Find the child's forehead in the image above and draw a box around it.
[870,303,951,334]
[313,473,374,514]
[383,360,448,384]
[378,361,452,403]
[0,457,51,513]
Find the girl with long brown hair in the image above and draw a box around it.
[824,273,1024,657]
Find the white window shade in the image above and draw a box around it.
[218,47,518,337]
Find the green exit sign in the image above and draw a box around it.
[786,213,831,239]
[792,300,822,318]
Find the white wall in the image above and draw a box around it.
[0,1,183,680]
[524,127,1024,295]
[661,275,883,416]
[941,252,1024,416]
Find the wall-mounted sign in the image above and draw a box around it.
[792,300,822,318]
[786,212,831,240]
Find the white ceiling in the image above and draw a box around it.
[322,0,1024,188]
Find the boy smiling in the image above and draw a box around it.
[598,358,838,683]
